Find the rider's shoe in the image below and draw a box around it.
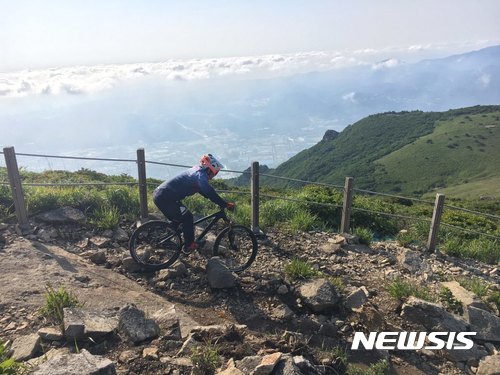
[182,242,199,255]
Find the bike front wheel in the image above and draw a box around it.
[213,225,258,273]
[129,220,182,271]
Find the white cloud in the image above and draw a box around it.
[478,73,491,87]
[0,42,484,98]
[342,92,357,103]
[372,58,403,70]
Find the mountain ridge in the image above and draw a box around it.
[247,105,500,198]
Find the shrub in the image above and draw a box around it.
[40,285,81,333]
[191,340,222,375]
[439,287,463,314]
[0,339,20,374]
[284,258,319,280]
[347,359,390,375]
[456,277,489,298]
[90,205,121,230]
[387,277,435,302]
[105,188,140,217]
[353,227,374,246]
[287,209,318,232]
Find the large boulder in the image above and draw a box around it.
[297,279,340,313]
[11,333,41,361]
[477,354,500,375]
[207,257,237,289]
[32,349,115,375]
[467,306,500,342]
[401,297,468,332]
[118,304,160,344]
[37,207,86,224]
[64,308,119,340]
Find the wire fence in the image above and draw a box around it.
[2,147,498,247]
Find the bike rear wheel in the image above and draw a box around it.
[213,225,258,272]
[129,220,182,271]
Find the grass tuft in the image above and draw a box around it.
[387,277,435,302]
[284,258,319,281]
[191,340,222,375]
[40,285,81,333]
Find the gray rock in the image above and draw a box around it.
[297,278,340,313]
[64,308,119,340]
[37,206,86,224]
[401,297,468,332]
[11,333,41,361]
[293,356,321,374]
[271,303,295,321]
[235,356,262,374]
[38,327,64,341]
[207,257,237,289]
[441,281,491,312]
[118,304,160,344]
[90,237,111,248]
[277,285,289,295]
[273,356,304,375]
[121,257,143,273]
[152,307,181,340]
[397,249,430,274]
[345,286,369,310]
[90,250,107,265]
[113,228,129,243]
[477,354,500,375]
[254,352,283,375]
[32,349,116,375]
[467,306,500,342]
[443,344,488,364]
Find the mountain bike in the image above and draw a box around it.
[129,208,258,272]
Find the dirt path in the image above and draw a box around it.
[0,238,198,336]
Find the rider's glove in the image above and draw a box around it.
[226,202,236,211]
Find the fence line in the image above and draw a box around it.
[353,187,435,205]
[22,182,138,187]
[2,147,498,250]
[15,152,137,163]
[444,204,500,221]
[261,193,344,209]
[440,222,500,241]
[260,173,345,190]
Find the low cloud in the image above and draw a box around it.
[342,92,357,103]
[1,42,488,98]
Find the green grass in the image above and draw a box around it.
[190,340,222,375]
[40,285,82,333]
[347,359,390,375]
[387,277,435,302]
[439,287,463,314]
[353,227,374,246]
[0,339,20,375]
[456,277,490,298]
[90,205,121,230]
[284,258,319,280]
[376,111,500,196]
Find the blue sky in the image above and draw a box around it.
[1,0,499,71]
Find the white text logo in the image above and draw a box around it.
[351,332,476,350]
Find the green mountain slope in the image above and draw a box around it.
[265,105,500,197]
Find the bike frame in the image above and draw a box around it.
[193,209,230,243]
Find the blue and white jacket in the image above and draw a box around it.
[153,166,226,207]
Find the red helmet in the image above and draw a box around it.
[200,154,223,176]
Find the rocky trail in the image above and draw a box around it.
[0,207,499,374]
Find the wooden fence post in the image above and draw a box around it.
[427,193,445,252]
[340,177,354,234]
[3,147,30,232]
[136,148,149,220]
[251,161,260,234]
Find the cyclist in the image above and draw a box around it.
[153,154,235,252]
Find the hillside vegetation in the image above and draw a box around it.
[264,105,500,199]
[0,167,498,264]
